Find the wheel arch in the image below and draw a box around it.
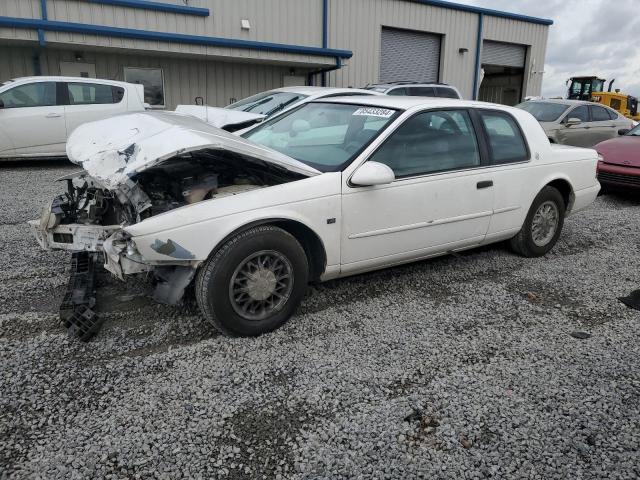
[544,177,575,212]
[208,217,327,282]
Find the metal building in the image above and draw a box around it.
[0,0,552,109]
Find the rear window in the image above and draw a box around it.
[435,87,460,99]
[407,87,436,97]
[479,110,529,164]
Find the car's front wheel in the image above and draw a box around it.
[195,225,309,336]
[509,186,566,257]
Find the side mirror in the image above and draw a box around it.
[618,128,630,136]
[565,117,582,127]
[351,161,395,186]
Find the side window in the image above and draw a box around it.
[567,105,590,122]
[369,110,480,178]
[479,110,529,164]
[407,86,436,97]
[609,99,622,112]
[387,88,407,96]
[67,83,123,105]
[0,82,56,108]
[435,87,460,99]
[590,105,611,122]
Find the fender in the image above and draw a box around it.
[0,122,15,156]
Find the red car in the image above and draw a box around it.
[595,126,640,191]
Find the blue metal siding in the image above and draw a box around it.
[83,0,209,16]
[404,0,553,26]
[0,16,353,59]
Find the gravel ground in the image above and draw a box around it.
[1,160,639,480]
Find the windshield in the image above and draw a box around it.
[626,124,640,136]
[365,86,388,93]
[242,102,400,172]
[516,102,569,122]
[226,91,308,117]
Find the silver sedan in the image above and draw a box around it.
[516,99,634,147]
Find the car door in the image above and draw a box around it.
[588,105,618,145]
[0,81,67,157]
[63,82,128,137]
[475,109,534,238]
[557,105,592,147]
[340,109,494,273]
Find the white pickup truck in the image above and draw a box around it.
[31,97,600,337]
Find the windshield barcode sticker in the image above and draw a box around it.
[353,107,395,118]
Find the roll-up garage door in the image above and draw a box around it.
[379,27,441,83]
[482,41,526,68]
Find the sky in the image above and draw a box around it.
[466,0,640,98]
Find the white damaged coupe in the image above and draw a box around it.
[31,97,601,336]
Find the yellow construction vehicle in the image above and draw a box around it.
[591,91,640,122]
[566,76,640,121]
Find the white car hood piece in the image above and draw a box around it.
[175,104,265,129]
[66,111,319,188]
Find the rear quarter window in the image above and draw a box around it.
[434,87,460,99]
[479,110,529,164]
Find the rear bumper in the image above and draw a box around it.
[597,162,640,190]
[570,183,601,214]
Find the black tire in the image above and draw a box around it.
[509,186,566,257]
[195,225,308,336]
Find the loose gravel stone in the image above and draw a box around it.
[1,160,639,479]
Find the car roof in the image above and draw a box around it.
[272,86,377,96]
[314,95,518,112]
[523,99,593,107]
[369,82,457,89]
[5,76,131,86]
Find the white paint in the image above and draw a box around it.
[0,76,146,158]
[38,96,600,285]
[65,110,320,188]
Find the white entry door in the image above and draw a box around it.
[60,62,96,78]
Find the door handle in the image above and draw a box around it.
[584,126,591,129]
[477,180,493,189]
[45,113,62,118]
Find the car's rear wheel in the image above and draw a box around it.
[509,186,566,257]
[195,225,309,336]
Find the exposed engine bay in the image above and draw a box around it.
[29,149,305,326]
[48,150,304,230]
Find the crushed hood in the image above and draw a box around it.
[175,104,265,129]
[66,111,320,188]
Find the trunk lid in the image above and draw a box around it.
[66,111,320,188]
